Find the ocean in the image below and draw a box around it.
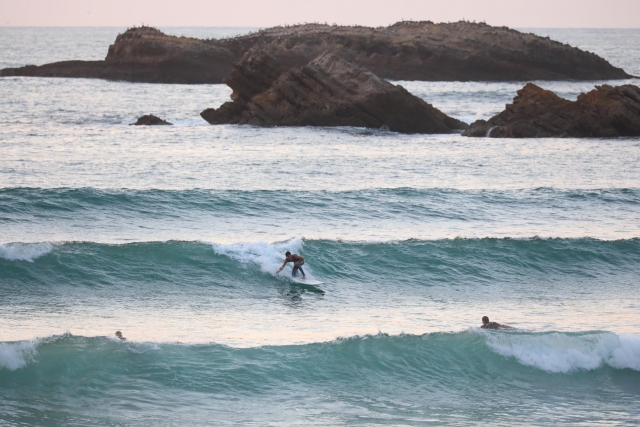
[1,27,639,426]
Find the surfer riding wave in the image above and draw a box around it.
[276,251,306,279]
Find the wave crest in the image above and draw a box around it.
[0,340,39,371]
[3,331,639,375]
[0,242,54,262]
[209,238,304,275]
[484,331,640,373]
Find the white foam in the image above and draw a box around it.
[169,118,210,127]
[209,237,305,275]
[484,331,640,373]
[0,340,38,371]
[608,333,640,371]
[0,242,55,262]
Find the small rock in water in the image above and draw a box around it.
[131,114,172,126]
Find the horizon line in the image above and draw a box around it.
[2,24,640,30]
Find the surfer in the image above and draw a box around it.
[115,331,126,340]
[481,316,514,330]
[276,251,306,279]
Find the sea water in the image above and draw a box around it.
[1,27,639,426]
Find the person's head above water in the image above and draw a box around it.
[482,316,489,325]
[285,251,291,257]
[115,331,126,340]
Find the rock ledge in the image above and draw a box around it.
[463,83,640,138]
[201,51,468,134]
[1,22,632,83]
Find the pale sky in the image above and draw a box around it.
[1,0,639,28]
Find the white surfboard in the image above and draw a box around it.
[291,277,324,286]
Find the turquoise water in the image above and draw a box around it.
[2,332,639,426]
[2,187,640,243]
[1,28,640,425]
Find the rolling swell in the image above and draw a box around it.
[3,187,639,220]
[2,187,639,242]
[1,332,639,425]
[1,238,639,289]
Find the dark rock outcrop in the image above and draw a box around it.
[1,22,632,83]
[131,114,172,125]
[463,83,640,138]
[201,51,468,134]
[224,50,289,106]
[1,27,236,84]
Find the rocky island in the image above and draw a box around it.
[200,51,467,134]
[462,83,640,138]
[1,21,632,83]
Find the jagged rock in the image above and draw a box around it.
[224,50,289,106]
[463,83,640,138]
[200,50,287,125]
[1,22,632,83]
[201,51,468,134]
[131,114,172,125]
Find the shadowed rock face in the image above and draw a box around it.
[201,51,468,134]
[1,22,632,83]
[463,83,640,138]
[224,50,289,106]
[131,114,172,125]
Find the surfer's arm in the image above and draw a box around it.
[275,260,288,273]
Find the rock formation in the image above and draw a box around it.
[200,51,468,134]
[131,114,172,125]
[462,83,640,138]
[1,22,632,83]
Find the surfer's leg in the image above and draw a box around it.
[292,261,305,278]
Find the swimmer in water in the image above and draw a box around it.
[276,251,306,279]
[481,316,514,330]
[115,331,126,341]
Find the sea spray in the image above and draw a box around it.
[0,340,39,370]
[210,238,305,275]
[483,330,640,373]
[0,242,55,262]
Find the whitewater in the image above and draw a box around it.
[1,27,640,426]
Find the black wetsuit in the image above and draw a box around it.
[288,255,305,277]
[481,322,501,330]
